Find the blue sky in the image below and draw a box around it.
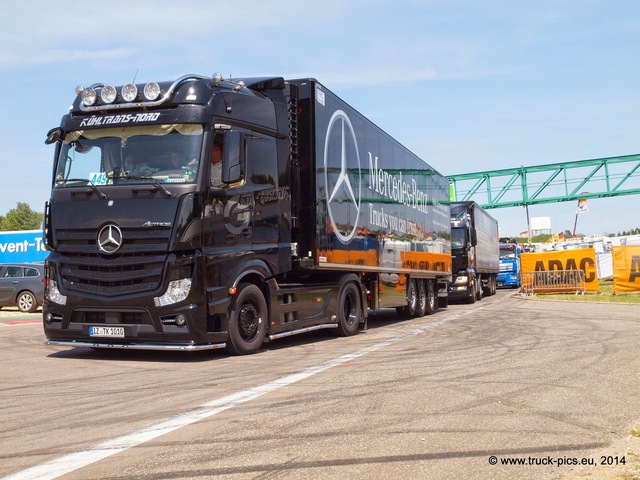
[1,0,638,236]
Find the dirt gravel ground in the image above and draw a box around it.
[3,300,639,479]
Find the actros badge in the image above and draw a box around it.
[323,110,361,244]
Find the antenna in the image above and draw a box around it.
[132,68,139,83]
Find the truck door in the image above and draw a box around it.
[205,130,250,247]
[205,129,279,247]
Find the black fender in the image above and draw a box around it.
[228,258,273,290]
[207,258,273,318]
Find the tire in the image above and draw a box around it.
[336,281,362,336]
[226,283,268,355]
[465,279,476,304]
[405,279,418,317]
[485,275,496,296]
[476,275,483,301]
[425,280,437,315]
[416,280,427,317]
[17,291,37,313]
[482,276,491,297]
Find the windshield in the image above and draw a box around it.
[54,124,204,187]
[451,227,466,249]
[500,247,517,259]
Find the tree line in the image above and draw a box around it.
[0,203,43,231]
[614,228,640,237]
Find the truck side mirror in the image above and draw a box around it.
[222,130,244,184]
[45,128,61,145]
[469,228,478,246]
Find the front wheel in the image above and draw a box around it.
[17,291,37,313]
[465,280,476,304]
[336,282,362,336]
[227,283,268,355]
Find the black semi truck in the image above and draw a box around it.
[42,73,451,354]
[448,201,500,303]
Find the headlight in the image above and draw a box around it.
[154,278,192,307]
[45,279,67,305]
[454,275,469,285]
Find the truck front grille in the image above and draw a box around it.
[55,226,170,296]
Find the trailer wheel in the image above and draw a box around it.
[425,280,437,315]
[416,280,427,317]
[227,283,268,355]
[336,281,362,336]
[406,279,419,316]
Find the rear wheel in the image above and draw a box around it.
[416,280,427,317]
[483,275,496,296]
[403,279,418,317]
[336,281,362,336]
[17,291,37,313]
[227,283,268,355]
[425,280,437,315]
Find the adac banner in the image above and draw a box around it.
[0,230,48,264]
[520,248,598,292]
[612,246,640,293]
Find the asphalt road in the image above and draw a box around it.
[1,291,639,480]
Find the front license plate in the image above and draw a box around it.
[89,326,125,338]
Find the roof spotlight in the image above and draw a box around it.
[144,82,161,101]
[101,85,117,104]
[122,83,138,102]
[81,88,97,106]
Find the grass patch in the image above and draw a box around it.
[524,279,640,304]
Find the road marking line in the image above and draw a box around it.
[3,306,484,480]
[0,319,41,326]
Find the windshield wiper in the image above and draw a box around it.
[119,175,174,197]
[60,178,109,199]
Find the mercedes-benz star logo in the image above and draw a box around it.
[324,110,361,244]
[97,224,123,254]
